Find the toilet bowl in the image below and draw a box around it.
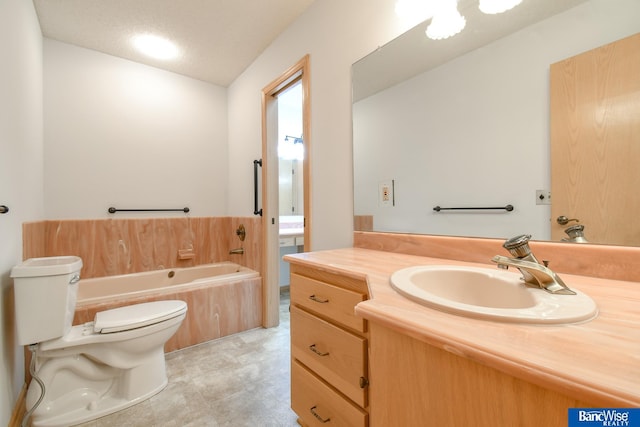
[11,257,187,427]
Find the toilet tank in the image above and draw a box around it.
[11,256,83,345]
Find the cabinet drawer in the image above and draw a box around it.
[291,273,366,333]
[291,306,368,407]
[292,360,368,427]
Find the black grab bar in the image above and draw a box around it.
[433,205,514,212]
[254,159,262,216]
[108,207,189,214]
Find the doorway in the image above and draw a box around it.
[277,80,304,291]
[261,55,311,327]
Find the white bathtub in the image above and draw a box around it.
[77,262,259,305]
[74,262,263,351]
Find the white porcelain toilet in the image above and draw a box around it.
[11,256,187,427]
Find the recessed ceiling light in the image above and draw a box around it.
[132,34,180,60]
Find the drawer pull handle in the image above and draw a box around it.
[309,294,329,303]
[310,406,331,423]
[360,377,369,388]
[309,344,330,357]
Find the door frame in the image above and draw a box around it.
[261,55,311,327]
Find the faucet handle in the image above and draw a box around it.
[502,234,533,258]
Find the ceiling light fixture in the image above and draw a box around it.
[396,0,523,41]
[132,34,180,60]
[425,0,466,40]
[478,0,523,14]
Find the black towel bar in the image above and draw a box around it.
[108,207,189,214]
[433,204,514,212]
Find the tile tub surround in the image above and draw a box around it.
[284,247,640,407]
[22,216,262,279]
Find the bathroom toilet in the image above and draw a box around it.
[11,256,187,427]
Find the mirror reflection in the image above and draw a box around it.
[352,0,640,246]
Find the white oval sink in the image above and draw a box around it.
[390,265,598,324]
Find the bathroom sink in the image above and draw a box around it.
[390,265,597,324]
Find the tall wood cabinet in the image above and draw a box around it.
[289,264,370,426]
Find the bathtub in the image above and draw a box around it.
[73,262,263,352]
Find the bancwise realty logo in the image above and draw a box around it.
[569,408,640,427]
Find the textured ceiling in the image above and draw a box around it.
[33,0,316,86]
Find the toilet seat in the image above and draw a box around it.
[94,300,187,333]
[39,300,188,352]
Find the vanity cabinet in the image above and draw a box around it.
[289,264,370,426]
[369,322,593,427]
[286,247,640,426]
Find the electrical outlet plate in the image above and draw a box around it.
[536,190,551,205]
[379,180,395,207]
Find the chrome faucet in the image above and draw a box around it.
[562,224,589,243]
[491,234,576,295]
[229,247,244,255]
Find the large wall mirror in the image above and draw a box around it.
[352,0,640,246]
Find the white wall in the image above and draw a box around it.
[0,33,230,420]
[353,0,640,241]
[43,39,229,218]
[227,0,416,250]
[0,0,43,423]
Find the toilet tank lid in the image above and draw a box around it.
[94,300,187,334]
[11,256,83,278]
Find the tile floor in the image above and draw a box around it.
[77,291,298,427]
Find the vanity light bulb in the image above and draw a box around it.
[478,0,523,14]
[426,0,466,40]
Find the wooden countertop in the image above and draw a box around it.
[284,247,640,407]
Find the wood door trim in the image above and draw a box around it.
[261,55,311,327]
